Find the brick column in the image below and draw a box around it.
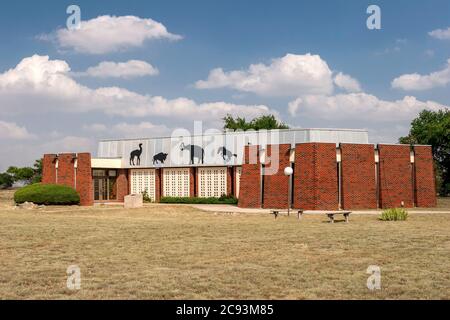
[413,146,437,207]
[76,153,93,206]
[238,145,261,208]
[293,143,338,210]
[378,144,414,208]
[227,167,233,196]
[262,144,291,209]
[155,168,162,202]
[116,169,129,202]
[189,168,196,197]
[340,144,377,209]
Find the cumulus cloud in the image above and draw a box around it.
[195,53,334,96]
[111,122,171,138]
[288,93,445,121]
[391,59,450,90]
[429,27,450,40]
[333,72,362,93]
[78,60,159,79]
[0,121,35,140]
[0,55,273,122]
[41,15,182,54]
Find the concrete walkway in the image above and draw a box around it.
[189,204,450,215]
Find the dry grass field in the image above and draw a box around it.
[0,189,449,300]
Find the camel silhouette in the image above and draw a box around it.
[130,143,143,166]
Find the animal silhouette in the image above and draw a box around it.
[218,147,237,162]
[153,152,168,165]
[180,143,204,164]
[130,143,143,166]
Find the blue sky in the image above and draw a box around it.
[0,0,449,170]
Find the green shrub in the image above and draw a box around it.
[160,194,238,205]
[142,190,153,203]
[380,208,408,221]
[14,183,80,205]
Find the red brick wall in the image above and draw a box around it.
[293,143,338,210]
[340,144,377,209]
[116,169,129,202]
[413,146,436,207]
[262,144,291,209]
[57,153,76,187]
[238,145,261,208]
[378,144,414,208]
[76,153,93,206]
[42,154,57,184]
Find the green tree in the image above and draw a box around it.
[32,159,43,184]
[399,109,450,196]
[0,173,14,189]
[7,166,35,184]
[223,114,289,131]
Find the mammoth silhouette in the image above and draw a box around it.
[180,143,204,164]
[130,143,143,166]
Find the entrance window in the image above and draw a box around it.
[93,169,118,201]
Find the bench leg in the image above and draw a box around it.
[297,211,303,220]
[328,214,334,223]
[344,214,349,223]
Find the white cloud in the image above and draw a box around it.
[333,72,362,93]
[43,15,182,54]
[0,55,274,123]
[0,121,35,140]
[391,59,450,91]
[288,98,302,116]
[429,27,450,40]
[287,92,449,143]
[112,122,170,138]
[79,60,159,79]
[82,123,108,133]
[195,53,334,96]
[288,93,445,121]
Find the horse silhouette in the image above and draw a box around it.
[218,147,237,162]
[180,143,204,164]
[130,143,143,166]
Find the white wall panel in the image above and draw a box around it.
[198,167,227,198]
[163,168,190,197]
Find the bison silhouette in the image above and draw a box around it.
[153,152,168,165]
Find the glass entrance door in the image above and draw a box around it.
[93,170,118,201]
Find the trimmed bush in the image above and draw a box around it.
[14,183,80,205]
[160,195,238,205]
[380,208,408,221]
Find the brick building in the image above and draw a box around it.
[42,128,437,209]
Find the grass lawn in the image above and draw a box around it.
[0,190,449,300]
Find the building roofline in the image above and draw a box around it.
[98,127,369,143]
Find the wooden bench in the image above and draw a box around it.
[270,210,304,220]
[326,211,351,223]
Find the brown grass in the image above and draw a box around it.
[0,190,449,300]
